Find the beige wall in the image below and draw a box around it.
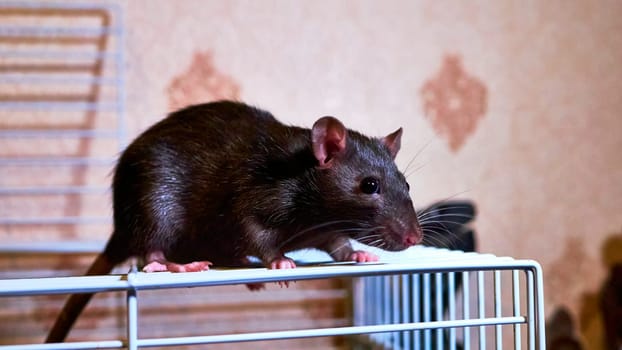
[1,0,621,347]
[121,1,622,346]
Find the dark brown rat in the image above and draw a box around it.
[46,100,422,343]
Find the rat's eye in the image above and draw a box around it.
[360,177,380,194]
[406,182,410,190]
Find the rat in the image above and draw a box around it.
[46,100,423,343]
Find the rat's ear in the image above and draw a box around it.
[312,116,347,169]
[383,128,402,159]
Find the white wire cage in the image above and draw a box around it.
[0,245,546,350]
[350,247,545,350]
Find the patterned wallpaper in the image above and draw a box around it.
[0,1,620,348]
[167,51,240,111]
[421,54,487,152]
[121,1,621,347]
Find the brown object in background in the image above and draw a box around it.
[420,54,487,152]
[167,50,241,111]
[578,233,622,349]
[601,263,622,350]
[546,307,584,350]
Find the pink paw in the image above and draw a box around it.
[269,257,297,269]
[142,260,212,273]
[142,261,168,273]
[349,250,379,263]
[269,257,296,288]
[175,261,212,272]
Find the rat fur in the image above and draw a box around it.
[46,100,422,342]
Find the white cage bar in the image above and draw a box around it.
[0,246,545,350]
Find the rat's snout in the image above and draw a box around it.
[402,217,423,247]
[403,233,420,247]
[379,218,423,251]
[403,226,423,247]
[380,200,424,251]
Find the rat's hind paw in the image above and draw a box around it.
[142,260,212,273]
[142,251,212,272]
[349,250,379,263]
[177,261,212,272]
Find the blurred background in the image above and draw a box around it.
[0,1,620,349]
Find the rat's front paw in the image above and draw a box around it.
[269,257,297,269]
[349,250,379,263]
[268,257,296,288]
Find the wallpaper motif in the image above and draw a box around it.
[421,55,487,152]
[167,51,240,111]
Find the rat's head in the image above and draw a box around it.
[310,116,423,251]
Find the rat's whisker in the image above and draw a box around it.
[421,224,458,238]
[366,238,385,248]
[419,192,472,211]
[327,228,383,256]
[419,219,474,227]
[421,227,462,249]
[359,237,383,246]
[329,242,353,256]
[278,220,358,248]
[422,232,451,248]
[403,139,432,173]
[405,162,429,179]
[417,205,475,221]
[417,208,475,221]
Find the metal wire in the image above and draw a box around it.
[351,245,546,350]
[0,245,546,350]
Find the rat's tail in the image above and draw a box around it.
[45,253,116,343]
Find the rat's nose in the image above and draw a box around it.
[403,231,423,247]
